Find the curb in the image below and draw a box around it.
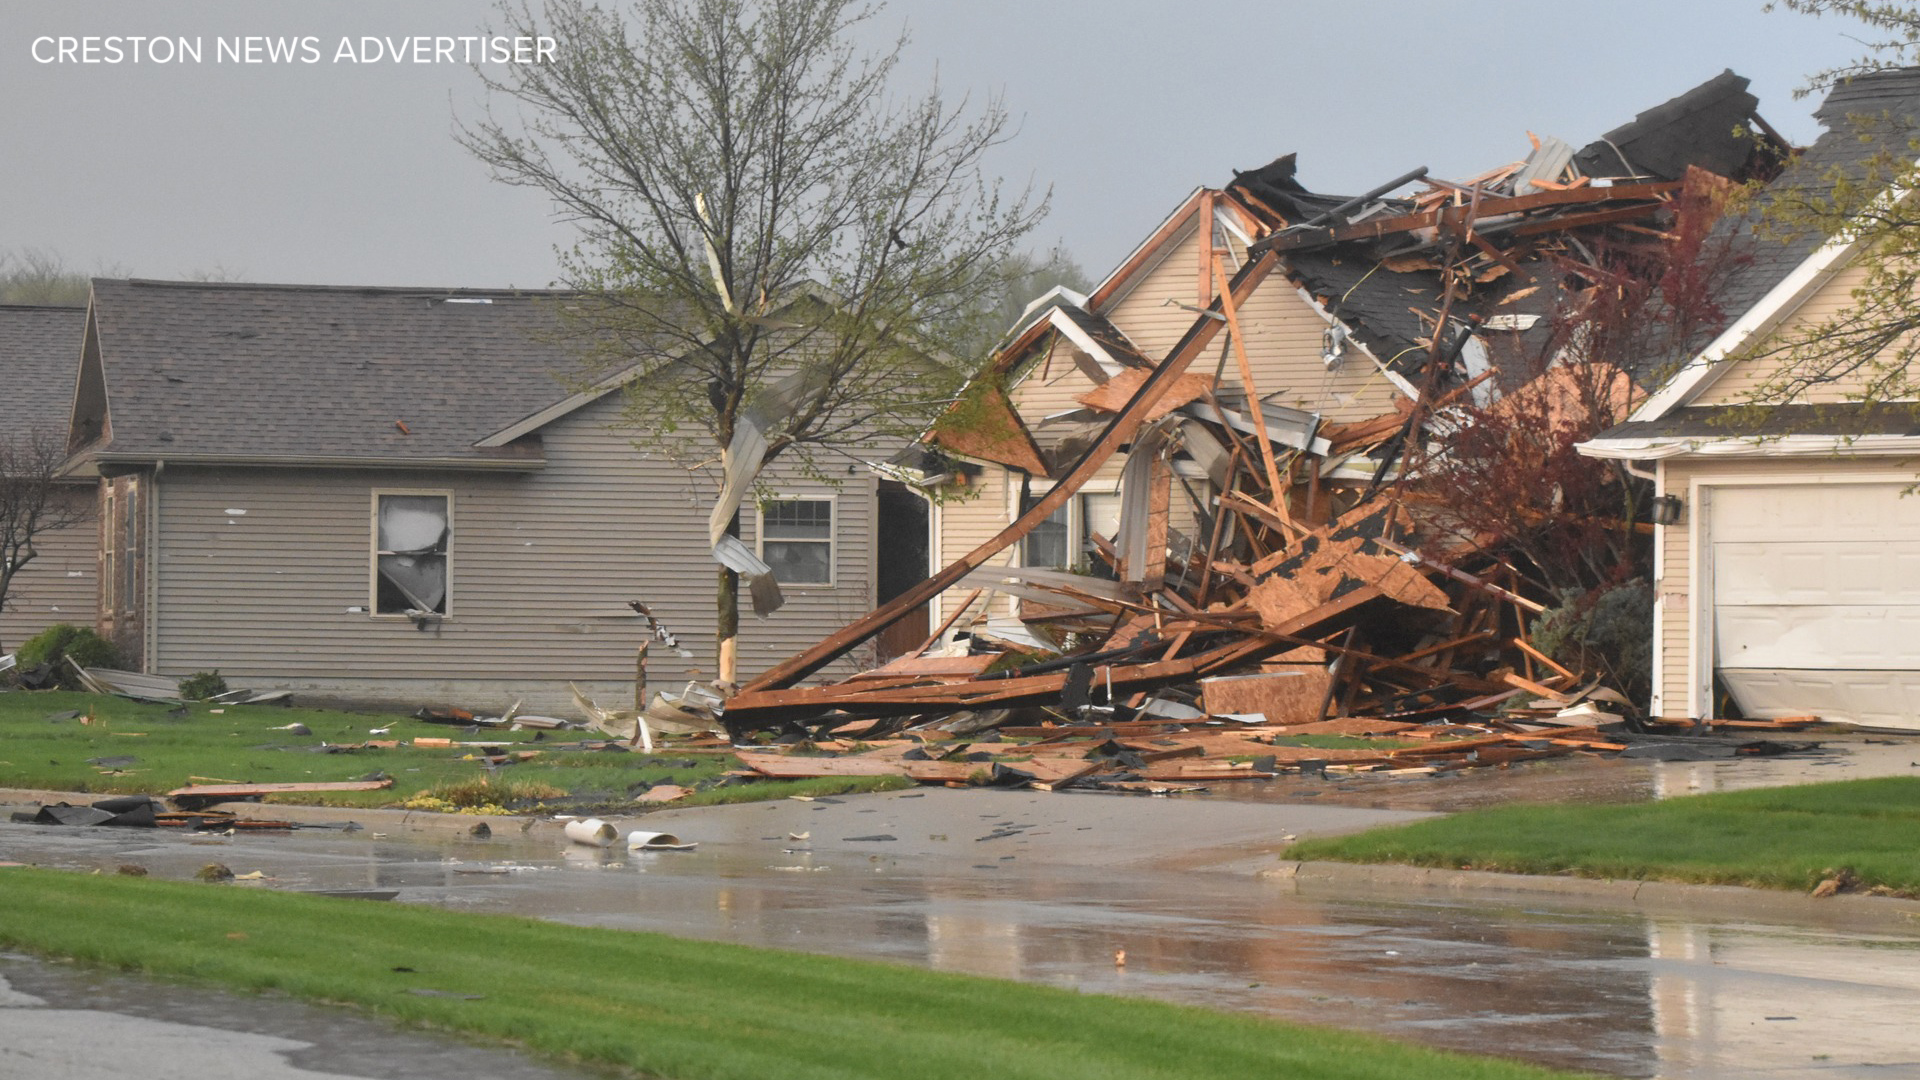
[1262,859,1920,930]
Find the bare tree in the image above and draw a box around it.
[0,427,89,655]
[0,249,92,306]
[460,0,1045,680]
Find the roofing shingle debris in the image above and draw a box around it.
[683,73,1823,791]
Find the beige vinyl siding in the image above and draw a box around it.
[0,485,96,651]
[1103,221,1210,362]
[932,462,1014,626]
[150,394,875,689]
[1694,261,1883,406]
[1656,460,1697,714]
[1233,274,1408,423]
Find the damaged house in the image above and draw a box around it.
[893,72,1781,655]
[56,279,916,709]
[709,71,1799,738]
[1580,68,1920,730]
[0,302,96,651]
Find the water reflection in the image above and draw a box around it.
[5,821,1919,1078]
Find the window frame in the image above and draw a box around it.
[102,488,116,615]
[369,488,454,618]
[1016,483,1122,573]
[755,494,836,587]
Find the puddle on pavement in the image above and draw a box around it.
[1222,734,1920,814]
[5,805,1919,1080]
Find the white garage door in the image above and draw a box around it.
[1712,483,1920,729]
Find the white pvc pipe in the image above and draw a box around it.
[627,830,695,851]
[563,818,618,847]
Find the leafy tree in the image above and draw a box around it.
[459,0,1045,680]
[0,427,92,656]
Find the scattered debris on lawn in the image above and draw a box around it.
[166,779,395,810]
[10,795,308,831]
[67,662,294,705]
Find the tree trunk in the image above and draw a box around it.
[716,565,739,685]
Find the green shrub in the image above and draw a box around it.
[14,624,122,688]
[177,670,229,700]
[1531,579,1653,711]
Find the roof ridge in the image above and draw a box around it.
[0,302,86,311]
[103,277,576,298]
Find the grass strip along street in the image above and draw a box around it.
[0,691,906,811]
[0,869,1585,1080]
[1289,776,1920,896]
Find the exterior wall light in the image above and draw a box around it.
[1650,494,1683,526]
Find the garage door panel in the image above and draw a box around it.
[1717,605,1920,669]
[1712,484,1920,543]
[1710,483,1920,728]
[1713,541,1920,606]
[1722,668,1920,730]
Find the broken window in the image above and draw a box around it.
[1019,493,1072,569]
[374,493,449,614]
[1019,490,1121,573]
[759,498,832,585]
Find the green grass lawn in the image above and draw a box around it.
[1270,734,1424,751]
[1288,777,1920,895]
[0,690,903,811]
[0,868,1587,1080]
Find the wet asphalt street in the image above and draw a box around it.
[4,764,1920,1079]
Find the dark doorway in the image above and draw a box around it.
[873,480,931,662]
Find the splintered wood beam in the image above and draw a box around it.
[906,588,985,660]
[1250,180,1679,253]
[725,581,1383,724]
[1214,255,1289,510]
[739,251,1282,694]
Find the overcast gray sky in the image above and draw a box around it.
[0,1,1872,290]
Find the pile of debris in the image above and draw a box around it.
[699,78,1813,791]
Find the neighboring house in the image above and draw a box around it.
[0,303,96,652]
[1580,69,1920,730]
[923,72,1782,639]
[60,278,910,710]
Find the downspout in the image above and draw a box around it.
[146,460,162,674]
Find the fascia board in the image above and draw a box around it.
[475,367,633,447]
[1575,432,1920,460]
[1087,188,1207,311]
[1046,308,1130,377]
[85,451,547,471]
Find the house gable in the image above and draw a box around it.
[69,305,109,453]
[1688,257,1888,407]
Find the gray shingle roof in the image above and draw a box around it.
[1703,67,1920,335]
[0,304,85,436]
[87,279,599,464]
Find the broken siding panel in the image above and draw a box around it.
[152,394,874,687]
[1693,261,1880,406]
[0,488,97,650]
[1232,275,1406,423]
